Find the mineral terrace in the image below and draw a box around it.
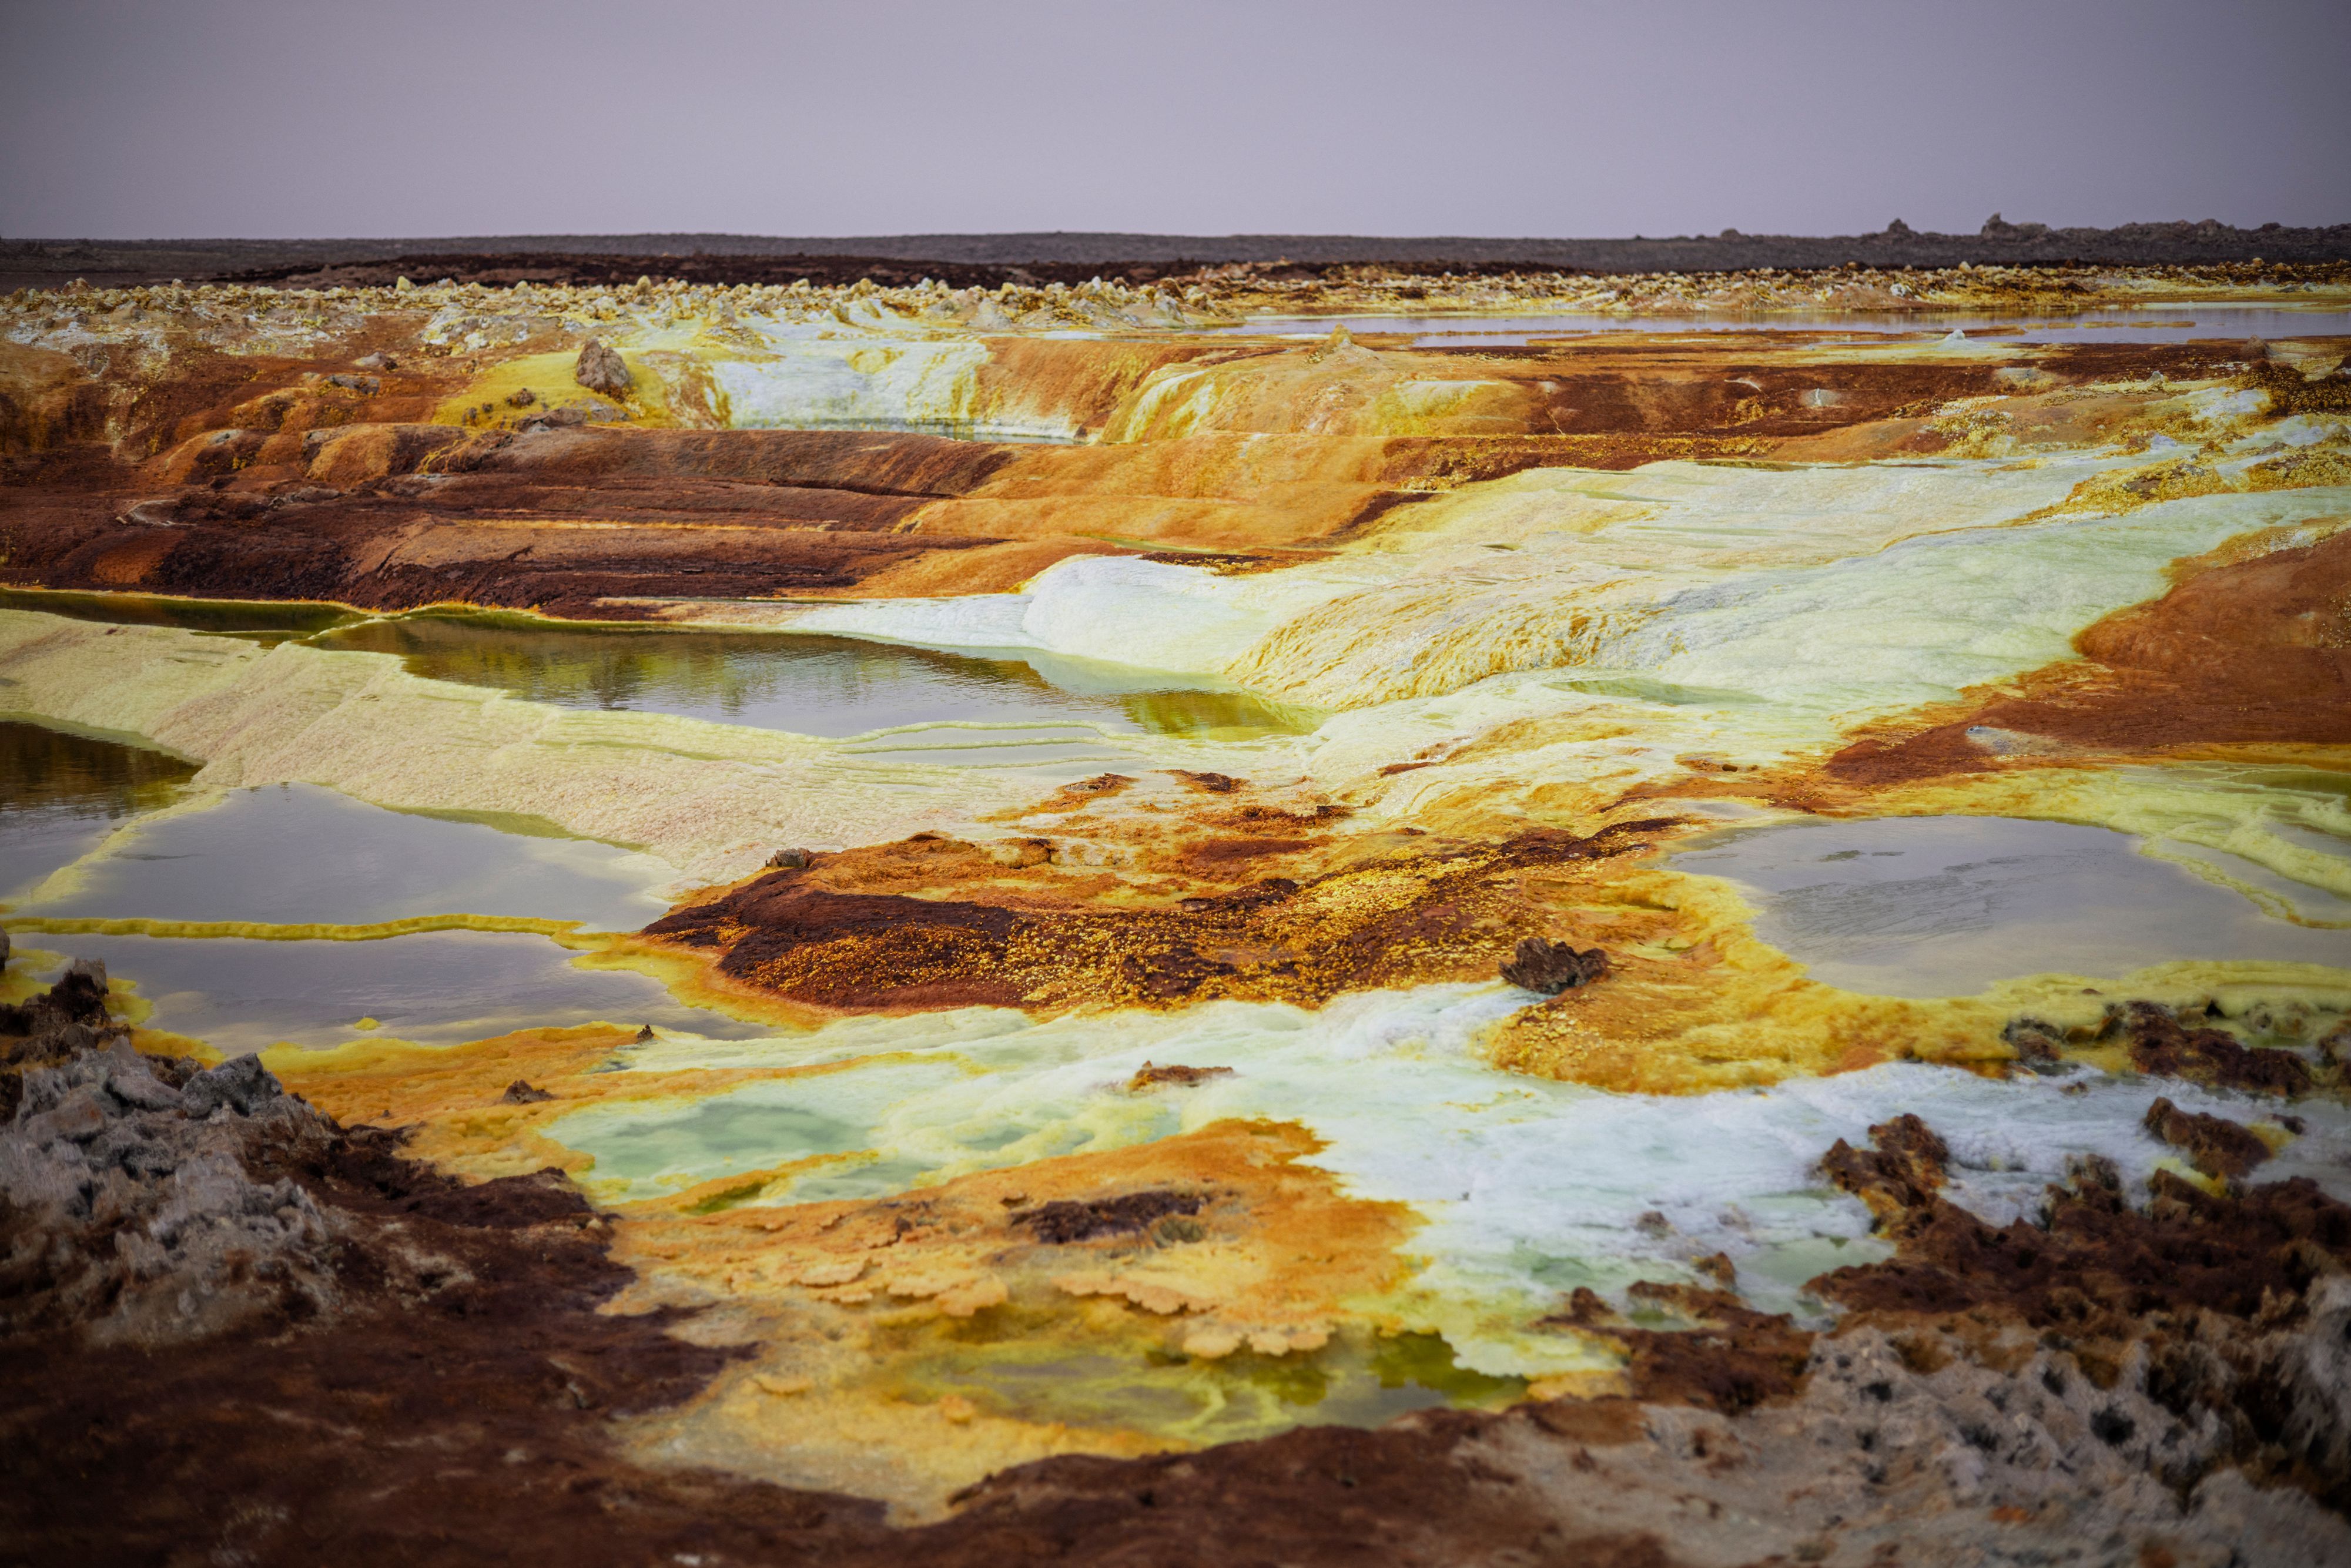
[3,257,2350,1566]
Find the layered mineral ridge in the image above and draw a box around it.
[4,256,2351,1566]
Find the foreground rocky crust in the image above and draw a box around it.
[6,960,2348,1566]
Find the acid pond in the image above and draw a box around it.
[0,591,1321,744]
[0,718,199,892]
[1672,815,2351,997]
[9,780,675,930]
[1,721,758,1053]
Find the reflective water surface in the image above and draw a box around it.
[12,781,676,932]
[0,720,199,897]
[1,592,1319,742]
[1674,814,2351,996]
[1,721,739,1054]
[13,929,764,1054]
[308,611,1319,740]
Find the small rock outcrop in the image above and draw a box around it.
[2118,1001,2313,1096]
[0,964,342,1346]
[1501,937,1609,994]
[1017,1189,1208,1244]
[2,956,126,1123]
[1802,1112,2351,1539]
[574,339,632,400]
[1127,1062,1235,1091]
[2144,1095,2273,1179]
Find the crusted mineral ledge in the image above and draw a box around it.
[2,264,2343,618]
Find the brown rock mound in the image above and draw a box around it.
[1818,1111,1950,1235]
[1814,1114,2349,1329]
[1127,1061,1235,1090]
[645,822,1667,1013]
[2120,1001,2315,1097]
[1809,1113,2351,1518]
[574,337,632,399]
[1544,1281,1814,1415]
[2144,1095,2273,1180]
[1015,1188,1207,1244]
[1500,937,1610,994]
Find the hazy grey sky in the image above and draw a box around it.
[4,0,2346,240]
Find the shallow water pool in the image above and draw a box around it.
[1672,814,2351,996]
[0,720,199,896]
[307,611,1318,741]
[16,929,764,1055]
[8,780,678,931]
[1,592,1318,743]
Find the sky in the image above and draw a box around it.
[2,0,2346,240]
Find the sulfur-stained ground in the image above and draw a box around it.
[4,261,2350,1562]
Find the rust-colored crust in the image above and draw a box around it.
[1815,1113,2351,1375]
[1826,525,2351,788]
[2,312,2289,615]
[641,816,1674,1012]
[1542,1281,1816,1415]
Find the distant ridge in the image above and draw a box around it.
[6,218,2347,292]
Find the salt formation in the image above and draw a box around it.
[3,256,2349,1560]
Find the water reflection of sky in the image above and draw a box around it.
[0,725,756,1052]
[1673,815,2351,996]
[12,781,675,931]
[0,719,199,896]
[18,929,765,1054]
[304,612,1321,740]
[0,593,1319,743]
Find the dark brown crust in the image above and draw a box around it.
[1,425,1031,611]
[2144,1096,2274,1180]
[922,1418,1681,1568]
[1818,1113,1952,1235]
[1543,1282,1816,1415]
[643,821,1670,1012]
[2120,1003,2317,1097]
[1814,1118,2350,1334]
[1015,1188,1208,1244]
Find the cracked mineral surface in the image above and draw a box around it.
[3,256,2349,1563]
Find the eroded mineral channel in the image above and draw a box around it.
[4,255,2350,1564]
